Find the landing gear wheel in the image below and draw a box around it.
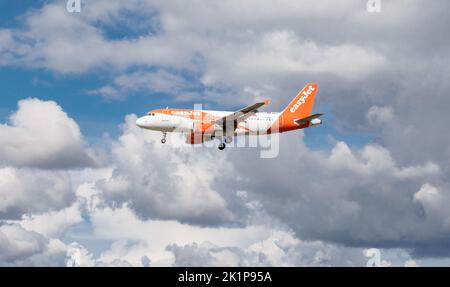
[225,137,232,144]
[218,143,226,150]
[161,138,166,144]
[161,132,167,144]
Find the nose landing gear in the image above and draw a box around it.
[161,132,167,144]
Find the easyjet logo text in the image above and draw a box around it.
[171,110,201,116]
[290,85,315,113]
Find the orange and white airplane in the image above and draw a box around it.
[136,83,323,150]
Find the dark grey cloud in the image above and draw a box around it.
[0,224,66,266]
[0,167,76,220]
[226,133,449,257]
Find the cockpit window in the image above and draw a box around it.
[147,112,155,116]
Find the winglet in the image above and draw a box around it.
[263,99,271,105]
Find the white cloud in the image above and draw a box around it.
[114,70,190,93]
[414,184,441,206]
[404,259,419,267]
[413,183,450,232]
[367,105,395,126]
[65,242,96,267]
[77,191,368,267]
[87,86,122,101]
[19,203,83,238]
[0,3,192,73]
[0,98,96,169]
[202,31,385,86]
[1,1,385,88]
[0,167,75,219]
[0,104,445,266]
[97,114,234,225]
[0,224,67,266]
[329,143,440,179]
[0,224,46,262]
[88,70,192,101]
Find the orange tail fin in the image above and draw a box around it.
[280,83,318,123]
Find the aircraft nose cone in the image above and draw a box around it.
[136,117,146,128]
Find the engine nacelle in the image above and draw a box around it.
[310,118,322,126]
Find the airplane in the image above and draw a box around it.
[136,83,323,150]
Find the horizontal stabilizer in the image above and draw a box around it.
[294,113,324,125]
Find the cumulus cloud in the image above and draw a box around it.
[404,259,419,267]
[0,224,67,266]
[0,2,191,73]
[88,70,193,101]
[0,224,47,264]
[225,133,445,253]
[0,167,75,219]
[66,185,372,267]
[201,30,385,86]
[412,184,450,236]
[367,105,394,126]
[19,203,83,238]
[0,98,96,169]
[167,242,269,267]
[0,110,444,265]
[91,110,447,257]
[0,0,387,105]
[97,114,235,225]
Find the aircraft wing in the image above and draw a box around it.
[214,99,270,128]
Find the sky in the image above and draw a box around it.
[1,0,450,266]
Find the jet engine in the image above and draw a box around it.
[310,118,322,126]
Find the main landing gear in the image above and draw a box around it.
[218,136,232,150]
[161,132,167,144]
